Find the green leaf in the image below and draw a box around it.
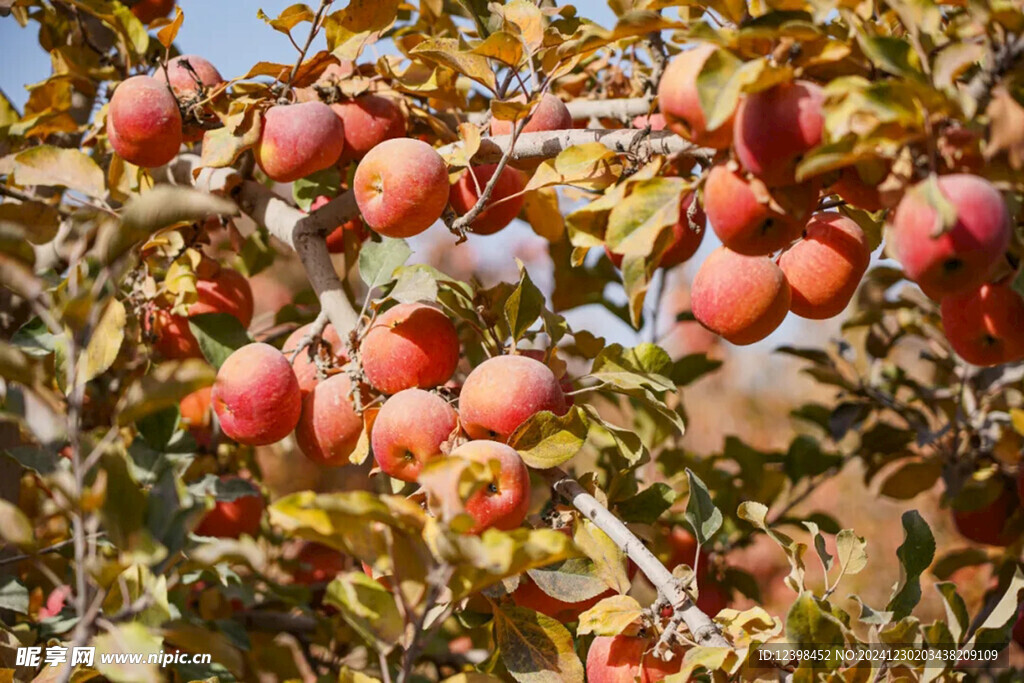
[293,166,341,211]
[886,510,935,621]
[117,359,216,426]
[670,353,722,387]
[695,46,745,132]
[857,34,924,81]
[12,317,58,357]
[0,576,29,615]
[582,406,648,466]
[931,547,991,580]
[390,266,439,304]
[785,592,844,665]
[188,313,254,369]
[803,521,833,574]
[494,605,585,683]
[590,343,675,392]
[1012,267,1024,300]
[508,407,589,470]
[684,469,722,546]
[325,571,404,654]
[615,483,676,525]
[359,238,412,290]
[13,145,105,197]
[576,595,644,636]
[505,262,544,342]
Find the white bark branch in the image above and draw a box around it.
[468,97,654,125]
[541,468,730,650]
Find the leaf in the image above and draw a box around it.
[521,188,565,242]
[886,510,935,621]
[695,46,745,132]
[785,592,845,656]
[835,529,868,577]
[968,567,1024,650]
[93,623,163,683]
[324,0,399,60]
[804,521,833,575]
[590,343,675,393]
[411,38,497,92]
[293,166,341,211]
[0,499,34,547]
[187,313,253,369]
[156,6,184,49]
[471,31,523,67]
[670,353,722,387]
[389,267,439,304]
[738,501,806,593]
[574,519,631,594]
[934,582,969,645]
[0,576,29,615]
[78,299,126,384]
[0,200,60,244]
[358,238,412,290]
[525,143,624,192]
[504,262,544,341]
[576,595,644,636]
[913,174,959,237]
[879,460,942,499]
[494,605,585,683]
[857,34,924,81]
[98,187,237,263]
[684,469,722,546]
[605,177,685,259]
[13,145,104,198]
[325,571,404,654]
[117,359,216,425]
[258,3,314,33]
[508,407,589,469]
[583,406,648,466]
[615,483,676,525]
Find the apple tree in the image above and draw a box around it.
[1,0,1023,681]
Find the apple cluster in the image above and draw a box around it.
[652,44,1022,362]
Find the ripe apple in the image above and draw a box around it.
[940,279,1024,366]
[449,164,528,235]
[194,477,264,539]
[586,635,684,683]
[179,385,213,449]
[108,75,182,168]
[778,213,872,320]
[292,542,348,585]
[163,54,223,100]
[361,303,460,395]
[371,388,459,482]
[657,43,734,149]
[295,373,363,466]
[256,102,346,183]
[490,93,573,136]
[451,440,531,533]
[703,164,818,256]
[130,0,174,23]
[888,174,1011,299]
[331,94,406,162]
[282,320,347,395]
[459,354,567,441]
[733,80,825,187]
[691,246,791,345]
[353,138,450,238]
[212,343,302,446]
[952,485,1018,547]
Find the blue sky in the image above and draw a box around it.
[0,2,838,360]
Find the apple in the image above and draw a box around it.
[657,43,734,149]
[295,373,363,466]
[195,477,264,539]
[449,164,528,235]
[255,102,347,183]
[940,279,1024,366]
[361,303,460,395]
[371,388,459,482]
[586,635,684,683]
[108,75,182,168]
[212,343,302,446]
[451,440,531,533]
[459,354,567,441]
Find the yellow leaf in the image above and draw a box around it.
[525,143,623,192]
[412,38,498,92]
[471,31,524,67]
[494,605,584,683]
[0,499,34,548]
[521,188,565,241]
[93,624,162,683]
[156,6,183,49]
[577,595,644,636]
[13,145,105,198]
[78,299,126,384]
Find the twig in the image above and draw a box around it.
[541,468,729,655]
[397,565,453,683]
[965,34,1024,116]
[287,310,330,363]
[286,0,333,89]
[0,533,105,567]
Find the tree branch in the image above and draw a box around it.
[467,97,654,125]
[540,468,729,652]
[965,34,1024,116]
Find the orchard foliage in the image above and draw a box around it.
[0,0,1024,682]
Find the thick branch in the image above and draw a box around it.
[541,468,730,651]
[966,35,1024,115]
[232,181,359,334]
[468,97,654,125]
[446,128,711,165]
